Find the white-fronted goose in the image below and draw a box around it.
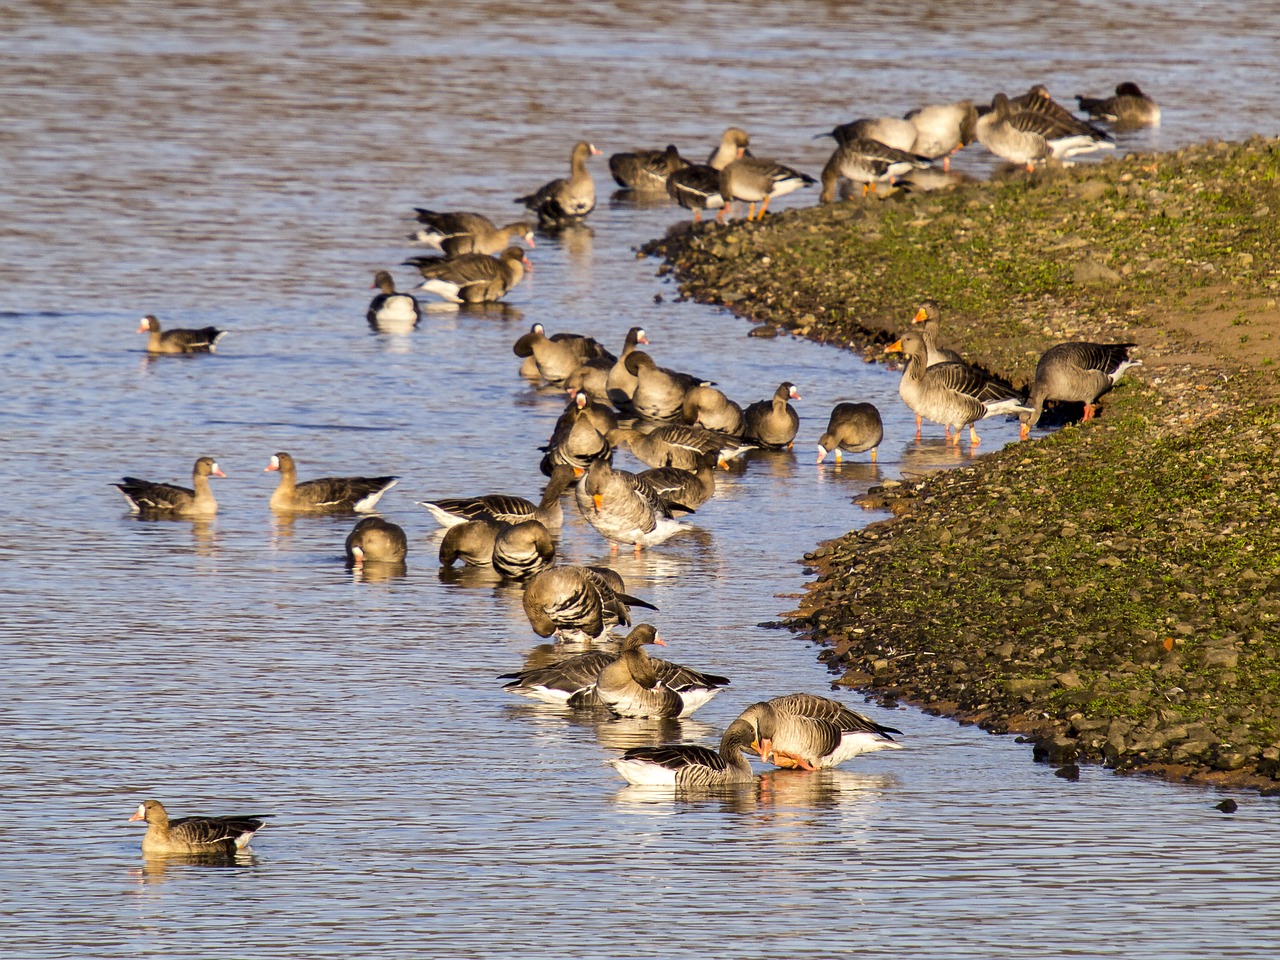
[606,424,750,471]
[596,624,727,719]
[563,362,609,402]
[681,383,745,437]
[1076,82,1161,127]
[438,517,501,567]
[977,93,1113,171]
[129,799,268,857]
[817,402,883,464]
[516,140,601,228]
[610,718,758,787]
[1021,342,1141,439]
[576,457,691,552]
[512,322,615,385]
[115,456,225,517]
[635,450,720,513]
[566,389,618,436]
[624,350,709,422]
[345,516,408,565]
[819,138,931,201]
[265,452,398,513]
[419,463,576,530]
[406,246,530,304]
[664,127,747,221]
[367,270,421,331]
[491,519,556,580]
[522,564,657,644]
[609,144,688,192]
[911,300,964,367]
[410,209,536,256]
[603,326,650,407]
[744,382,801,448]
[885,332,1030,445]
[819,116,918,152]
[903,101,979,170]
[539,401,610,477]
[137,315,227,354]
[718,150,815,222]
[733,693,904,770]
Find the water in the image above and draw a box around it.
[1,4,1277,958]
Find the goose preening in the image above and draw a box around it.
[664,127,747,221]
[522,564,657,644]
[265,452,398,513]
[595,624,728,719]
[1021,342,1141,439]
[681,383,745,437]
[977,92,1114,171]
[609,144,688,193]
[491,519,556,580]
[438,517,501,567]
[732,693,904,770]
[516,140,601,228]
[576,457,692,553]
[609,718,758,787]
[817,402,883,464]
[885,331,1031,445]
[606,423,750,471]
[744,382,801,448]
[717,145,815,222]
[405,246,530,304]
[410,209,536,256]
[419,463,577,530]
[512,322,615,385]
[903,100,979,170]
[1076,82,1161,127]
[345,516,407,566]
[819,138,931,201]
[366,270,421,331]
[137,314,227,354]
[114,456,225,517]
[128,799,269,857]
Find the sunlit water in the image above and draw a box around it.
[1,4,1277,958]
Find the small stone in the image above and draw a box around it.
[1215,798,1239,814]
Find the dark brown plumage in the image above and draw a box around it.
[265,451,398,513]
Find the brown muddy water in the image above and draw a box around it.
[1,3,1277,958]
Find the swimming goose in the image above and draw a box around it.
[366,270,421,330]
[419,463,577,530]
[522,564,657,644]
[603,326,651,407]
[576,457,691,552]
[610,718,758,787]
[818,116,918,152]
[977,93,1113,170]
[596,624,728,719]
[438,517,501,567]
[491,519,557,580]
[664,127,748,221]
[609,144,688,193]
[743,382,801,448]
[681,383,745,437]
[911,300,965,367]
[137,314,227,354]
[410,209,536,256]
[606,423,750,471]
[539,401,611,477]
[1076,82,1161,127]
[635,450,720,513]
[732,693,904,770]
[1021,342,1141,439]
[516,140,601,228]
[817,402,883,463]
[903,100,979,170]
[512,322,615,385]
[345,516,408,565]
[129,799,269,857]
[819,137,931,201]
[624,350,710,422]
[265,452,398,513]
[885,331,1030,445]
[717,149,815,221]
[114,456,225,517]
[406,246,530,304]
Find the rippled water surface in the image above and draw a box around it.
[2,4,1277,958]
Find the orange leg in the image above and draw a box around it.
[1082,403,1097,421]
[968,424,981,445]
[746,201,757,221]
[693,209,702,223]
[755,195,772,220]
[915,414,923,439]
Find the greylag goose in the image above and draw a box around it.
[664,127,747,221]
[885,332,1030,445]
[1076,82,1161,127]
[610,718,758,787]
[819,138,931,201]
[516,140,600,228]
[1021,342,1141,439]
[603,326,651,407]
[732,694,904,770]
[522,564,657,644]
[903,100,979,170]
[419,463,577,529]
[512,322,615,385]
[438,517,501,567]
[596,624,727,719]
[635,450,720,513]
[1011,84,1107,132]
[576,457,691,552]
[539,400,610,477]
[744,382,801,448]
[977,93,1113,171]
[129,799,269,857]
[818,116,918,152]
[265,452,398,513]
[609,144,688,193]
[817,402,883,463]
[405,246,530,304]
[911,300,964,366]
[491,519,556,580]
[681,383,745,437]
[717,148,815,222]
[137,314,227,354]
[410,209,536,256]
[114,456,225,517]
[624,350,709,422]
[606,423,750,471]
[366,270,421,331]
[345,516,408,565]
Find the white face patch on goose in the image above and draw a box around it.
[268,455,279,470]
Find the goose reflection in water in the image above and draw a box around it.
[350,560,407,584]
[896,436,973,474]
[129,850,259,887]
[612,768,895,815]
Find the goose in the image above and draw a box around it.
[539,401,610,477]
[418,463,577,530]
[491,519,556,580]
[1011,84,1108,132]
[911,300,965,366]
[576,457,691,552]
[128,799,269,857]
[596,624,727,719]
[681,383,745,437]
[1076,82,1161,127]
[438,517,501,567]
[114,456,225,517]
[512,322,614,385]
[609,718,758,787]
[603,326,651,407]
[743,382,801,448]
[819,138,931,201]
[609,144,688,193]
[345,516,407,565]
[885,331,1031,445]
[522,564,657,644]
[564,389,618,436]
[732,693,904,770]
[817,402,883,463]
[977,93,1113,171]
[818,116,918,152]
[410,209,536,256]
[634,450,720,512]
[137,314,227,354]
[265,452,398,513]
[606,423,750,471]
[1021,342,1141,439]
[624,350,710,422]
[664,127,747,221]
[717,148,815,222]
[405,246,530,304]
[516,140,601,228]
[366,270,421,331]
[903,100,979,170]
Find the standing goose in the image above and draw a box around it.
[733,693,904,770]
[1076,82,1161,127]
[418,464,577,530]
[137,314,227,354]
[1021,342,1141,439]
[114,456,225,518]
[522,564,657,644]
[624,350,709,422]
[410,209,536,256]
[512,322,615,385]
[744,382,801,448]
[491,519,557,580]
[818,116,918,152]
[576,457,691,552]
[128,799,269,857]
[602,326,651,407]
[664,127,748,221]
[885,331,1031,445]
[606,423,750,471]
[516,140,601,228]
[345,516,408,565]
[977,93,1113,171]
[817,402,883,464]
[406,246,530,304]
[718,145,815,222]
[903,100,979,170]
[681,383,745,437]
[608,144,688,193]
[438,517,501,567]
[366,270,421,331]
[265,452,398,513]
[635,450,720,512]
[610,718,758,787]
[596,624,727,719]
[819,137,931,201]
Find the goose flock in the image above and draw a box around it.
[124,78,1156,850]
